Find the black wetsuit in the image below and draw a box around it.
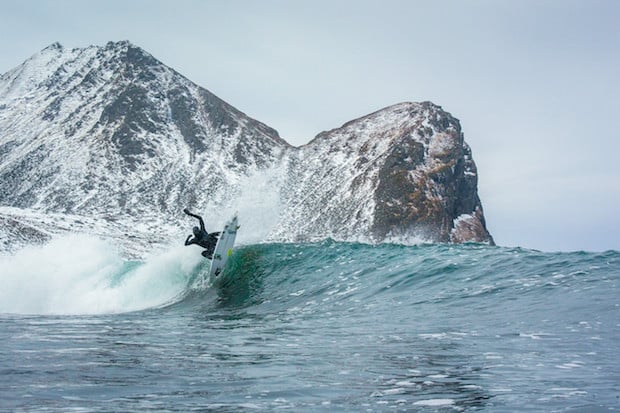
[183,209,220,259]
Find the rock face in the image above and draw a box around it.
[0,41,493,255]
[272,102,493,245]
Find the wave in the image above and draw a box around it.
[203,241,620,315]
[2,235,618,316]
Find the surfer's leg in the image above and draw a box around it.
[202,250,212,259]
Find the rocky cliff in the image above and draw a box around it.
[0,41,493,255]
[272,102,492,244]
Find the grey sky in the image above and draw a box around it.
[1,0,619,251]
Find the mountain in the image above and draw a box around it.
[0,41,493,256]
[273,101,492,244]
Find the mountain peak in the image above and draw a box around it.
[103,41,154,61]
[0,40,287,208]
[105,40,134,49]
[44,42,64,51]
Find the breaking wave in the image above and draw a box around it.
[0,234,205,315]
[1,234,619,320]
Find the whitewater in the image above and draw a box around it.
[0,236,619,412]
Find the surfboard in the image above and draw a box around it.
[207,215,239,284]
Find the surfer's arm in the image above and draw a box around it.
[184,235,195,246]
[183,209,206,232]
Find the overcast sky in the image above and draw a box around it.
[1,0,619,252]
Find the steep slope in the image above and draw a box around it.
[0,41,288,226]
[272,102,493,244]
[0,42,493,255]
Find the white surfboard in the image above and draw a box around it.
[207,215,239,284]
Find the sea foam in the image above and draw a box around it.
[0,234,203,315]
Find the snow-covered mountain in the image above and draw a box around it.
[0,41,493,256]
[274,101,492,244]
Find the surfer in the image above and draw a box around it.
[183,208,220,259]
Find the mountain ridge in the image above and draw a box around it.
[0,41,493,256]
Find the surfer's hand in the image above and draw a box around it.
[183,208,190,215]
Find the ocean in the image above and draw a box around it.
[0,236,618,412]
